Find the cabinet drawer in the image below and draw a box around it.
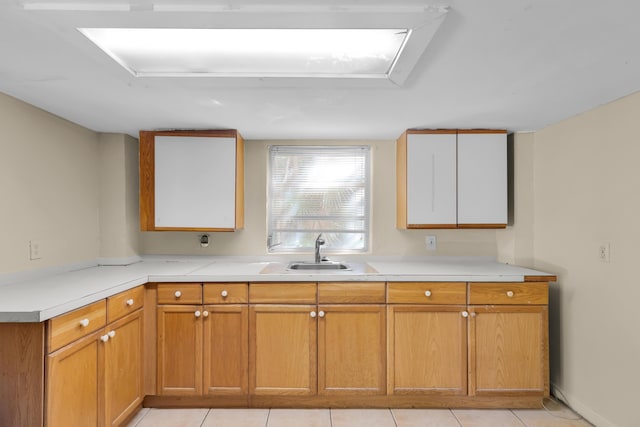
[204,283,248,304]
[388,282,467,304]
[249,283,316,304]
[318,282,385,303]
[47,300,107,352]
[469,283,548,305]
[107,285,144,323]
[157,283,203,304]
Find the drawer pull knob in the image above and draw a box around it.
[461,311,469,318]
[79,318,90,327]
[310,311,317,318]
[108,330,116,338]
[126,299,134,306]
[506,291,514,298]
[174,291,182,298]
[319,311,325,318]
[202,310,209,318]
[221,290,228,298]
[195,310,201,318]
[424,290,432,297]
[100,334,109,343]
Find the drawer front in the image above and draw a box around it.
[48,300,107,352]
[469,283,548,305]
[204,283,248,304]
[107,285,144,323]
[157,283,203,304]
[387,282,467,304]
[249,283,317,304]
[318,282,386,303]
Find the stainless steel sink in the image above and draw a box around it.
[287,261,351,271]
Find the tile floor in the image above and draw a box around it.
[126,399,594,427]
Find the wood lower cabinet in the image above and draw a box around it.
[46,308,143,427]
[249,304,317,396]
[387,305,467,395]
[46,329,103,427]
[468,282,549,397]
[156,283,249,397]
[157,305,203,395]
[318,304,386,395]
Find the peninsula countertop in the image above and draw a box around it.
[0,256,557,322]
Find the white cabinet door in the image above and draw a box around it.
[154,136,236,229]
[457,132,507,226]
[406,133,457,226]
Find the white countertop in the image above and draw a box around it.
[0,256,555,322]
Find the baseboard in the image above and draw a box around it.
[551,383,619,427]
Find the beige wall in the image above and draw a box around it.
[139,139,499,257]
[510,92,640,427]
[98,133,140,261]
[0,92,101,275]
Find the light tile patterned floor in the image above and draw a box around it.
[126,401,594,427]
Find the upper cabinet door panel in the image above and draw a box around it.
[406,133,457,226]
[139,129,244,231]
[155,136,236,229]
[457,132,507,226]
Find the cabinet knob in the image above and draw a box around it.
[506,291,514,298]
[221,290,228,298]
[108,330,116,338]
[424,290,432,297]
[202,310,209,318]
[126,298,134,306]
[195,310,201,318]
[100,334,109,343]
[79,318,90,327]
[461,311,469,318]
[310,311,317,318]
[174,291,182,298]
[318,311,325,318]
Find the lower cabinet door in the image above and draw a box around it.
[157,305,203,395]
[104,310,143,426]
[469,305,548,396]
[387,305,467,395]
[46,330,103,427]
[249,305,317,396]
[318,305,386,395]
[203,304,248,396]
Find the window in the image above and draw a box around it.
[268,146,371,254]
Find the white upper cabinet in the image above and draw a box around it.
[139,130,244,231]
[405,131,458,227]
[457,131,507,227]
[397,130,507,229]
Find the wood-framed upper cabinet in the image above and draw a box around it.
[139,129,244,231]
[397,129,507,229]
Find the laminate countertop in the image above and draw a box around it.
[0,256,556,322]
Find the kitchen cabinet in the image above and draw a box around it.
[156,283,249,397]
[139,129,244,231]
[317,282,386,396]
[387,282,467,395]
[468,282,549,396]
[396,129,507,229]
[46,287,144,427]
[249,283,317,396]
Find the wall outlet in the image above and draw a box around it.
[426,235,437,251]
[598,243,610,263]
[29,240,42,260]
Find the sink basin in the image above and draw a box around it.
[287,261,351,271]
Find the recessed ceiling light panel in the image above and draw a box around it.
[79,28,409,78]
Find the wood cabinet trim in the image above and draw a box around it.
[318,282,385,304]
[107,285,144,324]
[249,283,317,304]
[387,282,467,305]
[157,283,203,305]
[468,283,548,305]
[47,300,107,353]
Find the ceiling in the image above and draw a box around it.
[1,0,639,140]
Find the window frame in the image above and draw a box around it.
[266,145,372,254]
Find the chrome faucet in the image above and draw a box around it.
[314,233,325,263]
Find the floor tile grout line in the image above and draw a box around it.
[198,408,211,427]
[389,407,398,427]
[451,408,465,427]
[510,409,530,427]
[265,407,271,427]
